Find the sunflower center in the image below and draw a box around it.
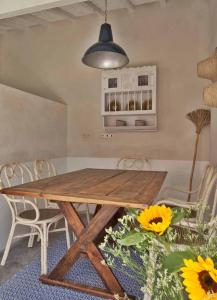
[198,271,217,293]
[149,217,163,224]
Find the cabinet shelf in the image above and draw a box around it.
[103,86,154,92]
[102,110,156,116]
[105,125,158,132]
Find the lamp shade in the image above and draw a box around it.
[82,23,129,69]
[197,48,217,82]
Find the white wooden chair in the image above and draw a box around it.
[30,159,70,248]
[116,156,150,170]
[0,162,69,275]
[33,159,58,209]
[156,165,217,226]
[34,159,90,236]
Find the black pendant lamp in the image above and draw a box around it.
[82,0,129,69]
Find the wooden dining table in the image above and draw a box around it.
[1,168,167,300]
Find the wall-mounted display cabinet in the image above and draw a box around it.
[101,66,157,132]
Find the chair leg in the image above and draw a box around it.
[86,204,91,223]
[64,218,70,249]
[1,222,17,266]
[37,234,41,242]
[28,227,36,248]
[46,223,52,246]
[54,220,58,230]
[72,232,76,242]
[35,225,45,275]
[41,223,48,275]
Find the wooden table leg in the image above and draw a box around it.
[94,207,125,245]
[40,202,135,300]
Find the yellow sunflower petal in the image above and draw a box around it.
[181,257,217,300]
[210,269,217,283]
[137,205,172,235]
[203,293,217,300]
[198,256,215,271]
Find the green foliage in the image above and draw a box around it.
[118,231,145,246]
[100,206,217,300]
[171,208,188,225]
[118,230,154,246]
[127,208,139,218]
[163,250,196,273]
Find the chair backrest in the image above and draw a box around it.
[0,162,35,219]
[116,156,150,170]
[197,165,216,202]
[33,160,57,208]
[196,165,217,223]
[33,159,56,180]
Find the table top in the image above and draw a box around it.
[1,168,167,209]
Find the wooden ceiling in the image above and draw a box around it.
[0,0,166,34]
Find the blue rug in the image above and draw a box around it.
[0,238,143,300]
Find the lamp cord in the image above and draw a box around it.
[105,0,108,23]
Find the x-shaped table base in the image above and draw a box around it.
[40,202,135,300]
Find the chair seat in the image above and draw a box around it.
[172,225,205,246]
[19,208,62,223]
[157,197,198,209]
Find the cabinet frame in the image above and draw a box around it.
[101,66,157,132]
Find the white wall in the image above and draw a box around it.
[0,84,67,163]
[0,84,67,251]
[0,0,211,161]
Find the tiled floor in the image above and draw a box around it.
[0,237,143,300]
[0,233,62,284]
[0,214,88,284]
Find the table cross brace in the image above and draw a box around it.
[40,202,134,300]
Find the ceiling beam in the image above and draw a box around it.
[125,0,135,13]
[3,14,49,29]
[0,0,86,20]
[22,14,50,26]
[86,1,104,17]
[51,7,77,19]
[140,0,160,4]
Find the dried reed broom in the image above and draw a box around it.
[186,109,211,201]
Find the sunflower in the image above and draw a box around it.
[203,294,217,300]
[137,205,172,235]
[181,256,217,300]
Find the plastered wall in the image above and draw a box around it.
[0,0,211,161]
[0,84,67,251]
[0,83,67,163]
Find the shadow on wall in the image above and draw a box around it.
[0,151,63,166]
[0,77,64,104]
